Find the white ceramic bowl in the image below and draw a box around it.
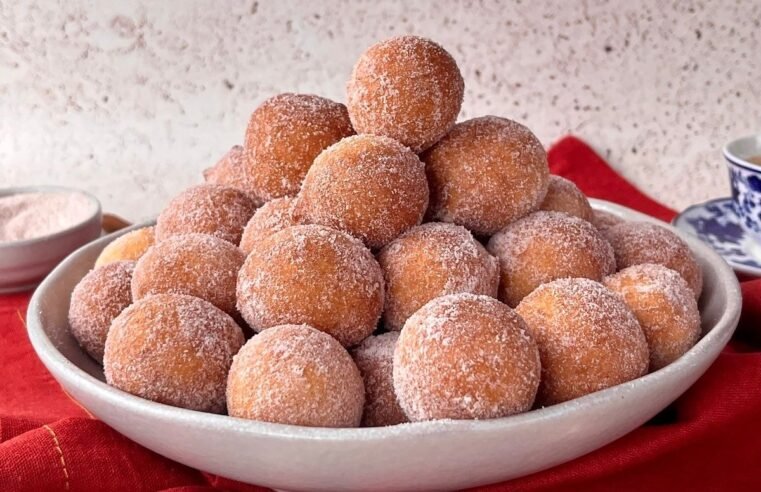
[0,186,102,293]
[26,200,741,492]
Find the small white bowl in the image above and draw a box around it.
[0,186,102,293]
[26,200,741,492]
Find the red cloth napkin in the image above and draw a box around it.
[2,136,760,491]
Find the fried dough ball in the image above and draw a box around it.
[226,324,365,427]
[487,211,615,307]
[236,225,384,347]
[94,227,155,268]
[68,261,135,362]
[604,263,701,371]
[539,175,593,221]
[156,184,257,245]
[132,233,245,314]
[591,210,624,233]
[423,116,550,235]
[104,294,245,413]
[393,293,541,421]
[377,222,499,331]
[203,145,262,205]
[606,222,703,299]
[239,196,300,255]
[346,35,463,152]
[294,134,428,249]
[244,93,354,202]
[516,278,649,406]
[351,332,408,427]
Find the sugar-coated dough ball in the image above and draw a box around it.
[204,145,262,205]
[95,226,155,267]
[351,332,408,427]
[423,116,550,235]
[606,222,703,299]
[239,196,300,255]
[69,261,135,362]
[604,263,701,370]
[156,184,257,245]
[516,278,649,406]
[393,293,541,421]
[590,210,624,233]
[226,324,365,427]
[346,35,464,152]
[244,93,355,202]
[378,222,499,331]
[294,134,429,249]
[104,294,245,413]
[539,175,593,221]
[132,233,245,314]
[236,224,384,347]
[487,211,615,307]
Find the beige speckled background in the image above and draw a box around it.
[1,0,759,221]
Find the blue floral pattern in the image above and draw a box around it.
[674,198,761,276]
[727,164,761,239]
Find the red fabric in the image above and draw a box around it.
[2,135,760,491]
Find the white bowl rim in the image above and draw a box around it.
[0,185,102,248]
[26,199,743,442]
[723,133,761,172]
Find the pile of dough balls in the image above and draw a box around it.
[69,35,704,428]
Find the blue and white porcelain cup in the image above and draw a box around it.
[724,134,761,243]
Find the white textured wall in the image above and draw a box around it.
[1,0,759,221]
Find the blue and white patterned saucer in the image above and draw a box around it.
[673,197,761,277]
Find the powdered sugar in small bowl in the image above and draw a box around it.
[0,186,101,293]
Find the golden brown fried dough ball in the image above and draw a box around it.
[378,222,499,331]
[294,134,428,249]
[423,116,550,235]
[132,233,245,314]
[393,293,541,421]
[604,263,701,371]
[236,225,384,347]
[487,211,615,307]
[346,35,463,152]
[226,324,365,427]
[606,221,703,299]
[516,278,649,406]
[244,93,354,202]
[156,184,257,245]
[104,293,245,413]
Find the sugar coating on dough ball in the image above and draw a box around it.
[236,224,384,347]
[156,184,257,245]
[95,227,155,268]
[244,93,355,202]
[104,293,245,413]
[516,278,649,406]
[487,211,615,307]
[606,221,703,299]
[132,233,245,314]
[239,196,300,255]
[604,263,701,371]
[393,293,541,421]
[346,35,464,152]
[378,222,499,331]
[226,324,365,427]
[351,331,408,427]
[539,175,593,222]
[591,210,624,233]
[69,261,135,363]
[423,116,550,236]
[294,134,429,249]
[204,145,263,205]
